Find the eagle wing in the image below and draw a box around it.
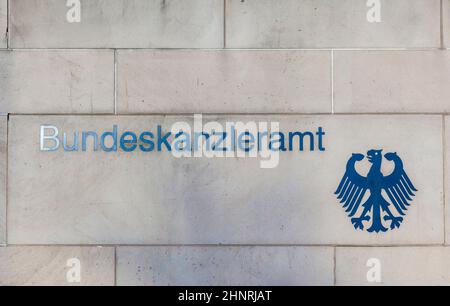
[381,153,417,216]
[335,154,369,217]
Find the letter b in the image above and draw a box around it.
[40,125,60,151]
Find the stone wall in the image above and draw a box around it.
[0,0,449,286]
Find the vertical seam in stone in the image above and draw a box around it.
[223,0,227,48]
[331,50,335,114]
[6,0,9,49]
[114,246,117,286]
[5,114,8,246]
[441,0,445,49]
[114,50,117,115]
[443,115,447,245]
[333,247,337,286]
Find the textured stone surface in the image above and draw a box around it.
[334,51,450,113]
[444,117,450,244]
[117,50,331,114]
[0,116,5,245]
[0,247,114,286]
[10,0,224,48]
[0,0,6,48]
[1,1,450,286]
[0,50,114,114]
[336,247,450,286]
[445,1,450,48]
[226,0,440,48]
[117,246,334,286]
[8,115,443,245]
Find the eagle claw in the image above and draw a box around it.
[351,216,370,231]
[384,216,403,229]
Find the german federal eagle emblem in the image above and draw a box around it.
[335,150,417,233]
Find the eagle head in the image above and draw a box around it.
[367,149,383,163]
[351,153,365,161]
[384,152,398,161]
